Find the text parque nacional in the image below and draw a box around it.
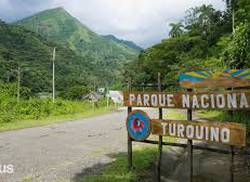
[125,92,250,109]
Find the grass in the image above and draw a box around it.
[197,110,249,124]
[79,147,157,182]
[0,104,116,132]
[165,109,186,120]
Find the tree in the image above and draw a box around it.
[223,23,250,68]
[184,4,226,39]
[169,22,184,38]
[235,0,250,23]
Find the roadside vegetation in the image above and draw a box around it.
[197,110,250,132]
[125,1,250,87]
[0,81,115,132]
[80,147,157,182]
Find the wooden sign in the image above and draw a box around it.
[179,69,250,89]
[123,91,250,110]
[126,110,246,147]
[151,119,246,147]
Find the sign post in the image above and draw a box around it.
[127,82,133,170]
[157,73,163,182]
[230,145,234,182]
[187,89,193,182]
[124,69,249,181]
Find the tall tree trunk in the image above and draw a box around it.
[232,2,235,33]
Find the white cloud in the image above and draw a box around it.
[0,0,225,47]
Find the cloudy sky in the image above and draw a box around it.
[0,0,225,47]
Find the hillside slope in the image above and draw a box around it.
[15,7,140,61]
[0,20,96,95]
[102,34,143,51]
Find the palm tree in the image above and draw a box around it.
[169,22,184,38]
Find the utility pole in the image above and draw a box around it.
[17,66,21,103]
[52,47,56,103]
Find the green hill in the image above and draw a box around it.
[0,19,101,97]
[15,7,140,61]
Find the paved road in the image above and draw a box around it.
[3,108,248,182]
[0,109,129,182]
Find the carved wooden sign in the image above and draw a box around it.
[127,110,246,147]
[151,119,246,147]
[123,91,250,110]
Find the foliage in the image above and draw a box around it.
[223,23,250,68]
[59,85,90,100]
[14,7,140,90]
[0,7,141,99]
[0,20,98,97]
[169,22,184,38]
[124,2,250,89]
[122,0,250,133]
[103,34,143,51]
[15,7,140,60]
[234,0,250,25]
[0,81,108,123]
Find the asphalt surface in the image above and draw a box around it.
[1,108,249,182]
[0,109,129,182]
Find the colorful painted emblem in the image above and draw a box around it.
[179,69,250,89]
[126,110,151,141]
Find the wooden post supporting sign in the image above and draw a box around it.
[127,82,133,170]
[157,73,163,182]
[187,89,193,182]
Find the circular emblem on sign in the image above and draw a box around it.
[126,110,151,141]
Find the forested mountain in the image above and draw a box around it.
[0,20,97,97]
[102,34,143,51]
[15,7,140,61]
[125,0,250,89]
[0,7,142,98]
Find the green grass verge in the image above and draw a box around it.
[0,105,116,132]
[79,147,157,182]
[165,109,186,120]
[197,110,249,124]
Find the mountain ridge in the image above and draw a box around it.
[102,34,143,51]
[0,19,97,94]
[14,7,141,61]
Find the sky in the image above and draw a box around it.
[0,0,225,48]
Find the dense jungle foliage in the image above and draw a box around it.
[0,7,141,100]
[124,0,250,88]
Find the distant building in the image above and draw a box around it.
[82,91,102,102]
[107,91,123,104]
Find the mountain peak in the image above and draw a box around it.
[52,7,65,11]
[43,7,68,15]
[15,7,71,24]
[39,7,69,16]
